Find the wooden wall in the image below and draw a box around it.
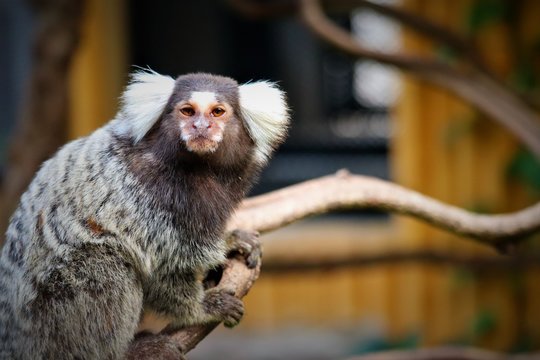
[69,0,127,139]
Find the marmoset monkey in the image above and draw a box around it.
[0,71,289,359]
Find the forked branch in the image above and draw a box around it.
[298,0,540,158]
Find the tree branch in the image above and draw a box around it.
[346,346,540,360]
[298,0,540,159]
[168,256,261,353]
[229,171,540,251]
[337,0,489,72]
[127,254,261,358]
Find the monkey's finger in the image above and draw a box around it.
[221,288,236,297]
[235,240,253,255]
[223,307,244,328]
[245,246,262,269]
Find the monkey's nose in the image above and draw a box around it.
[192,122,212,130]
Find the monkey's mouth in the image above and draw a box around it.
[186,136,219,154]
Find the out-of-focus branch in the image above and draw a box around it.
[229,171,540,251]
[0,0,85,243]
[263,250,540,273]
[227,0,487,70]
[298,0,540,159]
[225,0,297,19]
[338,0,489,72]
[345,346,540,360]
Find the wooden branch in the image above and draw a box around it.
[229,171,540,251]
[345,346,540,360]
[169,256,261,353]
[0,0,85,243]
[299,0,540,159]
[127,254,261,358]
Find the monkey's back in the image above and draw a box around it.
[0,128,151,359]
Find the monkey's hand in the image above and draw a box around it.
[203,288,244,328]
[225,229,261,269]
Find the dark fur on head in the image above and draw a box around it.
[141,73,254,168]
[117,73,260,254]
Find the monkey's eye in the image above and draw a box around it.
[211,107,225,117]
[179,106,195,117]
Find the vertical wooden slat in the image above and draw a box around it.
[69,0,128,139]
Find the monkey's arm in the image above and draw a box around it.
[139,268,244,335]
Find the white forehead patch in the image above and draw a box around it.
[190,91,217,111]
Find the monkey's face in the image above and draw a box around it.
[118,71,287,167]
[173,91,234,154]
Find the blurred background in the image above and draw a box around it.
[1,0,540,359]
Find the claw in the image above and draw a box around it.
[203,287,245,327]
[226,230,262,269]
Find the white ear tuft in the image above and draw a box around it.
[117,70,176,142]
[239,81,290,164]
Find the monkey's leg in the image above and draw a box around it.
[201,287,244,328]
[22,243,143,359]
[143,268,246,333]
[125,332,186,360]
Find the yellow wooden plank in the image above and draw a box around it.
[69,0,128,139]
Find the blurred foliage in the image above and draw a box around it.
[443,115,478,148]
[467,0,507,33]
[510,62,538,92]
[348,333,419,355]
[436,45,459,64]
[451,268,476,287]
[471,309,497,338]
[507,149,540,194]
[510,336,535,353]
